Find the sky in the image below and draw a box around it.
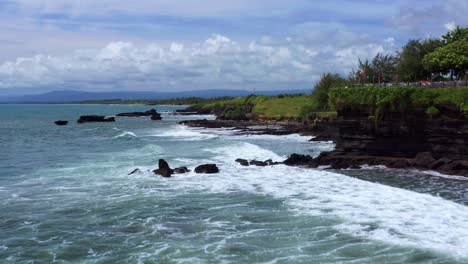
[0,0,466,95]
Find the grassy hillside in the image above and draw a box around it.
[191,93,341,120]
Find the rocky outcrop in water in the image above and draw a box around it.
[195,164,219,174]
[117,109,159,117]
[77,115,115,123]
[153,159,173,177]
[151,113,162,120]
[128,168,141,175]
[235,159,282,167]
[54,120,69,126]
[174,167,190,174]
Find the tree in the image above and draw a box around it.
[358,58,375,83]
[442,26,468,44]
[423,40,468,80]
[312,73,348,110]
[396,39,443,81]
[372,53,398,83]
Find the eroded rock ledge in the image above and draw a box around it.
[283,105,468,176]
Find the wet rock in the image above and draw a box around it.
[283,154,314,166]
[263,159,282,166]
[128,168,141,175]
[389,159,411,169]
[235,159,249,166]
[153,159,173,177]
[151,113,162,120]
[429,158,451,170]
[117,109,158,117]
[54,120,68,126]
[249,160,267,167]
[77,115,115,124]
[440,160,468,172]
[195,164,219,174]
[174,167,190,174]
[413,152,436,167]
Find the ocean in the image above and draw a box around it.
[1,104,467,263]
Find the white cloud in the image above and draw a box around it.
[0,34,389,91]
[11,0,308,18]
[391,0,468,36]
[444,22,456,31]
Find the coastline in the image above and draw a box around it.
[176,108,468,178]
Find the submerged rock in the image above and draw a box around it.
[235,158,281,167]
[128,168,141,175]
[153,159,173,177]
[151,113,162,120]
[249,160,267,167]
[174,167,190,174]
[195,164,219,174]
[235,159,249,166]
[77,115,115,124]
[54,120,69,126]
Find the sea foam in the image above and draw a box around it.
[170,140,468,260]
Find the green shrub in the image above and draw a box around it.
[223,107,248,120]
[425,106,440,117]
[329,86,468,119]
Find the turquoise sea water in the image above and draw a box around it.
[1,104,468,264]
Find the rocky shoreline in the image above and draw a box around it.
[178,107,468,177]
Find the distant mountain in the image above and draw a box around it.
[0,89,310,103]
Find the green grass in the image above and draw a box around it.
[252,95,316,120]
[192,94,327,120]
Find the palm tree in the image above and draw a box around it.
[372,53,398,83]
[357,58,374,84]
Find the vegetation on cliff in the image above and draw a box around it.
[193,94,317,120]
[328,86,468,118]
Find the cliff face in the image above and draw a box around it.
[314,105,468,176]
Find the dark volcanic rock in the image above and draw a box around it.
[128,168,141,175]
[195,164,219,174]
[292,107,468,176]
[389,159,411,169]
[77,115,115,124]
[153,159,173,177]
[235,159,249,166]
[117,109,158,117]
[412,152,436,168]
[174,167,190,174]
[54,120,69,126]
[151,113,162,120]
[284,154,315,166]
[249,160,267,167]
[429,158,451,170]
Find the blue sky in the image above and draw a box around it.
[0,0,466,95]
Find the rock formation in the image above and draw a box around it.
[153,159,173,177]
[54,120,69,126]
[77,115,115,124]
[195,164,219,174]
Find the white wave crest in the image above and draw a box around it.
[173,140,468,260]
[149,125,218,141]
[114,131,137,139]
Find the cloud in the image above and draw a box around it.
[0,34,391,92]
[0,0,463,93]
[7,0,310,18]
[391,0,468,37]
